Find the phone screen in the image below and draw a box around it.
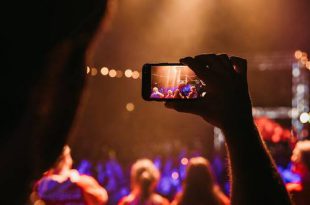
[149,65,206,100]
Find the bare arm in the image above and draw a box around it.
[166,54,292,205]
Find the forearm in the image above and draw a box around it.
[222,119,291,205]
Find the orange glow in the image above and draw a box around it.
[116,70,123,78]
[181,157,189,165]
[91,68,98,76]
[126,103,135,112]
[100,67,109,75]
[109,69,117,78]
[86,66,90,74]
[306,61,310,70]
[125,69,133,78]
[301,56,308,65]
[132,71,140,79]
[294,50,303,59]
[34,200,45,205]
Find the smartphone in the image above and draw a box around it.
[142,63,207,101]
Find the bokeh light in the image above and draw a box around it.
[86,66,90,74]
[294,50,303,59]
[132,71,140,79]
[181,157,189,165]
[299,112,310,123]
[109,69,117,78]
[171,172,179,180]
[116,70,123,78]
[100,67,109,75]
[91,68,98,76]
[126,103,135,112]
[125,69,133,78]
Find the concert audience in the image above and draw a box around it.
[287,140,310,205]
[171,157,230,205]
[118,159,169,205]
[32,145,108,205]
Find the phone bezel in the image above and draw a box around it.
[142,63,201,101]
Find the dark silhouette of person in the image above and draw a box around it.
[171,157,230,205]
[287,140,310,205]
[165,54,292,205]
[1,0,109,204]
[118,159,169,205]
[32,145,108,205]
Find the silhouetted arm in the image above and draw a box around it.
[166,54,292,205]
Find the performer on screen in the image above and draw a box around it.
[150,87,164,99]
[187,86,198,99]
[165,90,174,99]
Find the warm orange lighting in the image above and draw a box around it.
[100,67,109,75]
[181,157,189,165]
[86,66,90,74]
[301,56,308,65]
[132,71,140,79]
[91,68,98,76]
[294,50,303,59]
[126,103,135,112]
[109,69,117,78]
[34,199,45,205]
[306,61,310,70]
[125,69,132,78]
[171,171,179,180]
[116,70,123,78]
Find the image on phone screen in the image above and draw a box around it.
[149,65,206,100]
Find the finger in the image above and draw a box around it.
[217,54,234,74]
[230,56,247,76]
[180,57,208,82]
[194,54,228,76]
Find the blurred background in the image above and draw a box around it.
[65,0,310,203]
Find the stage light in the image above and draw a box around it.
[181,157,188,165]
[34,199,45,205]
[294,50,302,60]
[299,112,310,123]
[109,69,117,78]
[132,71,140,79]
[91,68,98,76]
[116,70,123,78]
[87,66,90,74]
[171,172,179,180]
[100,67,109,75]
[125,69,132,78]
[297,85,305,93]
[292,67,300,77]
[126,103,135,112]
[306,61,310,70]
[301,56,308,65]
